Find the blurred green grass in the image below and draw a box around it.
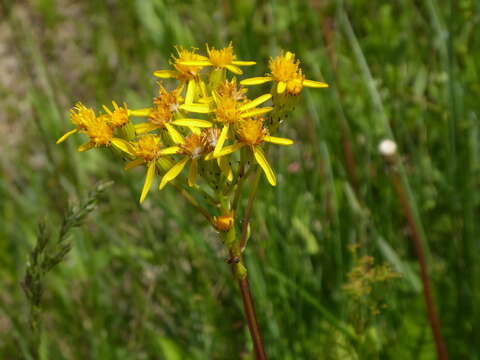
[1,0,479,359]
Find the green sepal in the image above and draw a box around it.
[208,68,226,91]
[119,121,136,141]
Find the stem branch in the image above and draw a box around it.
[240,170,261,251]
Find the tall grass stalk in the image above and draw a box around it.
[383,152,448,360]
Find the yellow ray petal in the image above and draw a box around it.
[188,158,198,187]
[153,70,177,78]
[129,108,152,117]
[277,81,286,94]
[140,161,156,203]
[165,123,184,144]
[240,77,272,86]
[253,146,276,186]
[102,105,112,115]
[159,146,180,155]
[111,138,135,155]
[178,60,211,66]
[225,64,243,75]
[56,128,78,144]
[215,142,244,157]
[124,158,144,170]
[198,96,214,104]
[232,61,256,66]
[171,119,212,128]
[199,80,208,98]
[159,157,189,190]
[180,103,212,114]
[135,122,158,134]
[303,79,329,88]
[263,135,294,146]
[241,107,273,118]
[213,124,229,157]
[239,93,272,111]
[185,79,196,105]
[78,142,94,152]
[211,90,220,105]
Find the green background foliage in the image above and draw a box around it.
[0,0,478,358]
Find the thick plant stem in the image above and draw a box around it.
[225,225,266,359]
[237,276,267,360]
[388,162,448,360]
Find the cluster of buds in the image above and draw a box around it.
[57,44,327,235]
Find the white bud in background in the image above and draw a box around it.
[378,139,397,157]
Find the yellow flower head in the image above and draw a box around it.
[241,50,328,95]
[84,114,114,146]
[172,47,206,81]
[237,118,268,146]
[269,51,301,83]
[205,43,256,74]
[57,103,98,144]
[176,43,255,75]
[149,104,173,127]
[103,101,129,128]
[154,84,183,113]
[70,103,95,129]
[135,135,162,162]
[180,133,207,159]
[269,52,307,95]
[215,96,242,125]
[148,84,184,127]
[207,43,236,68]
[284,74,305,95]
[216,79,247,102]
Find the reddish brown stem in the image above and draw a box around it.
[237,276,267,360]
[228,246,267,359]
[390,164,448,360]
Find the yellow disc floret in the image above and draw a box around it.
[216,79,247,102]
[172,47,206,81]
[269,52,300,83]
[70,103,95,129]
[180,134,206,159]
[149,105,173,127]
[148,85,183,127]
[237,118,267,146]
[207,44,235,68]
[154,84,182,113]
[215,97,242,124]
[135,135,161,162]
[84,115,114,146]
[285,73,305,95]
[105,101,129,128]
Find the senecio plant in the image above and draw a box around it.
[57,44,327,359]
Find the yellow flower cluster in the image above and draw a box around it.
[57,44,328,207]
